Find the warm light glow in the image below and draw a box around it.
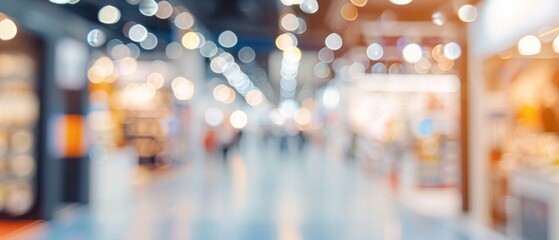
[245,90,263,106]
[340,3,358,21]
[275,33,298,50]
[98,5,121,24]
[517,35,541,56]
[458,4,477,23]
[172,77,194,100]
[118,57,138,75]
[553,36,559,53]
[181,32,201,50]
[350,0,367,7]
[213,84,236,104]
[283,47,302,63]
[432,11,445,26]
[230,110,248,129]
[0,18,17,41]
[147,72,164,89]
[402,43,422,63]
[294,108,312,126]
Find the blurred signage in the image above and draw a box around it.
[55,38,88,90]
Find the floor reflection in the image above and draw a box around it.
[16,134,502,240]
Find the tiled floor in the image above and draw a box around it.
[13,136,505,240]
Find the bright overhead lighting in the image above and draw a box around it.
[517,35,541,56]
[389,0,412,5]
[402,43,422,63]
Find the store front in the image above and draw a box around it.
[470,0,559,238]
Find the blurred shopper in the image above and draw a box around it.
[203,127,218,158]
[218,121,237,161]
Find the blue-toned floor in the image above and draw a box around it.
[16,137,504,240]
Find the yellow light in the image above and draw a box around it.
[181,32,201,50]
[0,18,17,41]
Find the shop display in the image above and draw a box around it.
[345,74,461,188]
[0,53,39,217]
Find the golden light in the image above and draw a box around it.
[181,32,201,50]
[350,0,367,7]
[341,3,358,21]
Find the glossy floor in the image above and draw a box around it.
[15,136,504,240]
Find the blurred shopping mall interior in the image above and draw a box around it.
[0,0,558,239]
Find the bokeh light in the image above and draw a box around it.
[205,108,224,127]
[218,30,238,48]
[238,46,256,63]
[402,43,422,63]
[139,0,158,16]
[98,5,121,24]
[128,24,148,42]
[174,12,195,30]
[182,32,201,50]
[86,29,105,47]
[458,4,477,23]
[155,1,173,19]
[280,13,299,32]
[325,33,343,51]
[443,42,462,60]
[230,110,248,129]
[517,35,541,56]
[366,43,383,60]
[172,77,195,101]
